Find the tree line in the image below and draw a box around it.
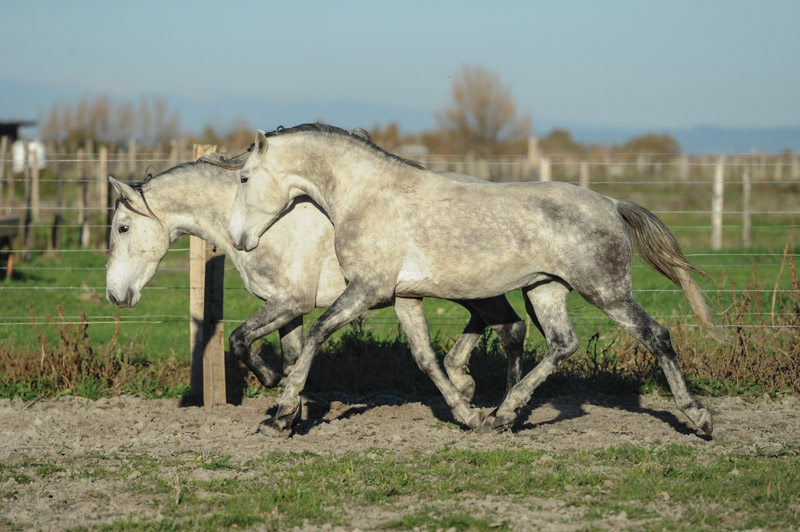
[36,65,681,156]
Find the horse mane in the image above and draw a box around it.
[115,160,202,224]
[198,151,250,170]
[265,123,425,170]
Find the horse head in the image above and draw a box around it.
[228,129,292,252]
[106,176,171,308]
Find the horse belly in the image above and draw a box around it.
[395,256,549,299]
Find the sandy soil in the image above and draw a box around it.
[1,392,798,530]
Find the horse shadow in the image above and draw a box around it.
[260,390,710,440]
[263,392,444,436]
[177,339,709,440]
[511,394,710,440]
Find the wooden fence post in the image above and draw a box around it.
[189,144,226,408]
[52,154,63,252]
[78,148,91,248]
[539,157,551,182]
[98,146,110,249]
[0,136,7,214]
[31,149,39,222]
[579,161,589,188]
[169,139,178,168]
[774,156,783,181]
[526,136,539,179]
[742,165,751,248]
[6,140,15,214]
[85,139,94,203]
[22,142,32,260]
[678,154,689,181]
[711,157,724,250]
[128,138,137,181]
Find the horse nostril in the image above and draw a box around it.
[107,290,132,308]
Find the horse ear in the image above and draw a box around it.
[108,176,141,206]
[255,130,268,155]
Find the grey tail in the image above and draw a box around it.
[615,199,725,342]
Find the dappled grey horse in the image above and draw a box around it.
[228,123,721,436]
[105,155,525,399]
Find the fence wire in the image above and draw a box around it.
[1,152,798,335]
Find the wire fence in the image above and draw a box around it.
[0,147,798,343]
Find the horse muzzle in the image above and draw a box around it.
[106,288,137,308]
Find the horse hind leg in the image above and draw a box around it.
[484,280,579,432]
[394,296,484,430]
[447,297,526,401]
[443,313,484,402]
[472,297,527,393]
[599,297,713,436]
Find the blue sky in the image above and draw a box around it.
[1,0,798,138]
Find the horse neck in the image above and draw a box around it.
[275,133,408,223]
[148,166,241,258]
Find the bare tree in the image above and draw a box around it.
[38,105,62,144]
[139,98,152,145]
[368,122,402,151]
[88,96,111,143]
[113,102,136,145]
[435,65,530,155]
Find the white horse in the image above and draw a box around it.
[228,124,721,436]
[105,154,525,400]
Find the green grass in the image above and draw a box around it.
[1,235,797,400]
[2,444,798,530]
[3,240,792,354]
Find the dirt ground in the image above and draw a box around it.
[1,391,799,530]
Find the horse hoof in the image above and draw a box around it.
[256,403,301,437]
[477,409,500,434]
[460,408,486,431]
[686,407,713,437]
[491,414,515,434]
[478,414,513,434]
[256,417,293,438]
[697,409,713,437]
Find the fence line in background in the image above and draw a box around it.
[3,139,798,253]
[1,140,798,375]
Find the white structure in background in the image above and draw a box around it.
[11,139,47,173]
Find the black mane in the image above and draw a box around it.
[265,123,424,170]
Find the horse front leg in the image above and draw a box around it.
[394,297,485,430]
[482,281,578,433]
[277,315,304,382]
[259,281,382,436]
[229,302,308,388]
[443,312,484,402]
[467,296,527,393]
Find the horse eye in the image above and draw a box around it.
[118,225,129,234]
[240,176,249,184]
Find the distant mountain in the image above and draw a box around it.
[670,126,800,154]
[2,77,799,154]
[539,124,800,155]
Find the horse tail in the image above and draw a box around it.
[614,199,725,342]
